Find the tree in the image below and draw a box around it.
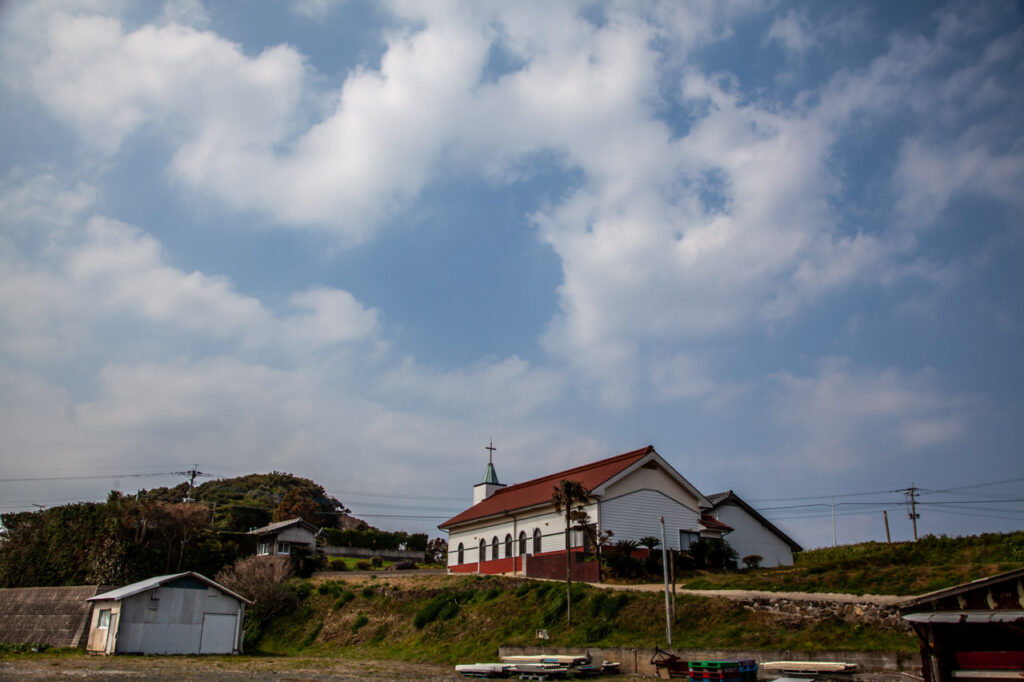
[273,488,320,526]
[216,555,296,641]
[425,537,448,564]
[639,536,661,551]
[551,479,591,626]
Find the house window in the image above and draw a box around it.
[479,539,487,562]
[680,530,699,550]
[491,536,499,559]
[518,531,527,555]
[97,609,111,629]
[532,528,542,555]
[504,534,512,558]
[457,543,464,565]
[277,541,290,555]
[257,542,270,556]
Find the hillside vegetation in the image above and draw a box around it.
[678,532,1024,596]
[254,574,916,662]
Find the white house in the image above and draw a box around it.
[705,491,802,567]
[86,572,250,655]
[250,517,317,557]
[439,445,735,577]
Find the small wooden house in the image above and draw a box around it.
[249,517,317,556]
[86,572,250,655]
[899,567,1024,682]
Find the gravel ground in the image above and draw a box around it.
[0,654,644,681]
[0,655,465,681]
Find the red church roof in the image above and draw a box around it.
[439,446,654,529]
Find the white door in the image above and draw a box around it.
[199,613,237,654]
[104,614,118,654]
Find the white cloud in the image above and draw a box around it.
[379,355,564,419]
[770,358,975,471]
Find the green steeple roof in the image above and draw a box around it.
[482,461,499,485]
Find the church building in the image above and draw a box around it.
[438,445,736,577]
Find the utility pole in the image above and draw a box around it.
[831,497,837,546]
[175,465,204,502]
[660,516,672,647]
[904,484,920,541]
[883,510,892,543]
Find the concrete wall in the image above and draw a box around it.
[322,546,425,562]
[0,585,106,648]
[498,645,921,677]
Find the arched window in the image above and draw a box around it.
[479,538,487,562]
[533,528,542,555]
[491,536,499,559]
[518,530,527,555]
[457,543,464,565]
[504,534,513,558]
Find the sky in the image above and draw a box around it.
[1,0,1022,550]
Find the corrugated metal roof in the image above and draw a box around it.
[249,517,317,535]
[88,572,252,605]
[903,610,1024,624]
[440,446,655,528]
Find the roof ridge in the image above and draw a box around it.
[489,445,652,496]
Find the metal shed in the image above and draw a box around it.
[85,572,251,655]
[899,567,1024,682]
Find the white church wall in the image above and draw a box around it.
[600,489,701,551]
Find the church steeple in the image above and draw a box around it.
[473,440,506,505]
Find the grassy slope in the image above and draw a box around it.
[256,574,916,663]
[677,531,1024,596]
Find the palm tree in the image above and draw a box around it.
[551,479,590,626]
[638,536,661,551]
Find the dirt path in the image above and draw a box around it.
[588,581,905,605]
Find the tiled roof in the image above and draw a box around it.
[440,446,654,528]
[699,514,733,532]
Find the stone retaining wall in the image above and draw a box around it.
[738,596,910,631]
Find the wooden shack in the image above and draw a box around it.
[86,572,250,655]
[899,567,1024,682]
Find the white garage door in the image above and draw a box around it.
[199,613,237,654]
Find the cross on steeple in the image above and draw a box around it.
[486,440,496,464]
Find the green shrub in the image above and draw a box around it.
[291,581,313,600]
[332,590,355,610]
[361,586,375,598]
[393,560,416,570]
[584,622,611,642]
[356,560,372,570]
[370,555,383,567]
[300,622,322,648]
[328,558,349,571]
[351,612,369,633]
[414,592,465,629]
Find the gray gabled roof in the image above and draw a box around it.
[707,490,803,552]
[249,517,317,535]
[88,572,251,605]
